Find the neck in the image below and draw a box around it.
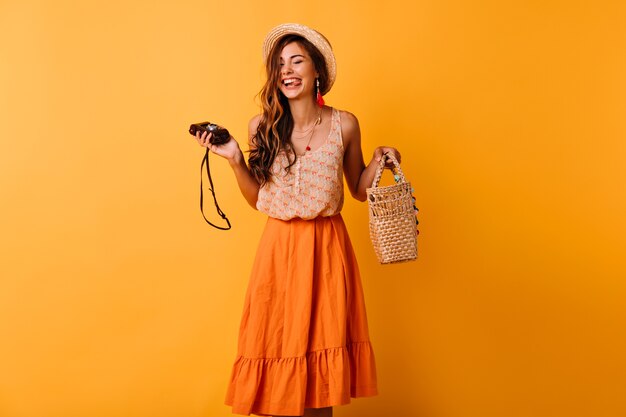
[289,99,322,129]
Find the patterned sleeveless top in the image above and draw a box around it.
[256,107,344,220]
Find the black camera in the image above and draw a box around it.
[189,122,230,145]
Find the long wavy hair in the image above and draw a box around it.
[248,34,330,185]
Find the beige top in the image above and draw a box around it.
[256,107,344,220]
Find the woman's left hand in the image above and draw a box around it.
[373,146,402,169]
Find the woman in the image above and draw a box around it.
[195,23,401,417]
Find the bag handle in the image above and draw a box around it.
[371,153,406,188]
[200,147,231,230]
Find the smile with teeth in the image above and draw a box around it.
[283,78,302,87]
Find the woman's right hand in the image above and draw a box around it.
[195,126,259,209]
[195,130,242,162]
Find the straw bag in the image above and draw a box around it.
[366,153,418,264]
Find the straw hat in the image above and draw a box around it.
[262,23,336,95]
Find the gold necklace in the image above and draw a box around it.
[301,124,316,154]
[292,108,322,139]
[300,108,322,156]
[301,109,322,154]
[292,123,316,136]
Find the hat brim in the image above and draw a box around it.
[262,23,336,96]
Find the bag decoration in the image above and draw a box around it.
[366,153,418,264]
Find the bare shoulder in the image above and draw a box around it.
[248,114,262,135]
[338,109,361,145]
[247,114,262,148]
[338,109,359,129]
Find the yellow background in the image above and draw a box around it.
[1,1,625,416]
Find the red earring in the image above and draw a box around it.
[316,78,325,107]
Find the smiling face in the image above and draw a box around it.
[278,41,319,101]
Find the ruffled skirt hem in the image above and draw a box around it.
[225,340,377,416]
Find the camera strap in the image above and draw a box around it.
[200,148,231,230]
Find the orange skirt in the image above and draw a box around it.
[225,214,378,416]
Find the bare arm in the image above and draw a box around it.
[341,111,401,202]
[194,116,261,209]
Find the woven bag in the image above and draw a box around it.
[366,153,418,264]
